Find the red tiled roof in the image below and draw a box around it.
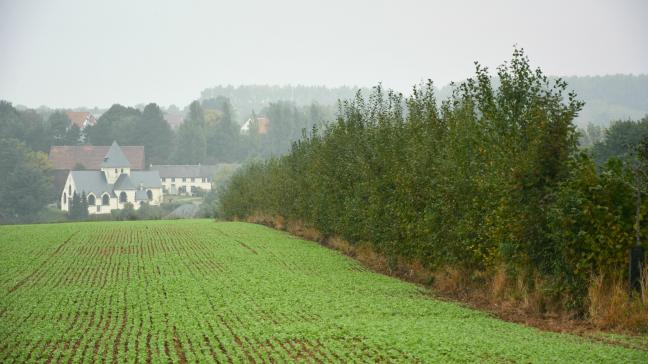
[164,114,184,128]
[49,145,145,170]
[65,111,97,128]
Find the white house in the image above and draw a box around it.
[150,164,222,195]
[60,141,163,214]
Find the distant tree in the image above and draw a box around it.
[134,103,174,165]
[203,97,241,162]
[592,117,648,165]
[69,192,89,220]
[0,139,54,222]
[173,101,206,163]
[48,111,72,145]
[86,104,141,145]
[0,101,50,152]
[65,124,82,145]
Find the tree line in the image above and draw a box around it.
[85,97,334,165]
[219,49,648,314]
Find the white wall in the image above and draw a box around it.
[161,177,211,195]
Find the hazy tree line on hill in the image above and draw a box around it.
[220,49,648,315]
[84,97,334,164]
[200,84,367,121]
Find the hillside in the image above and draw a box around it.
[1,220,646,363]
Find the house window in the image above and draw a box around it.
[203,177,207,183]
[162,177,166,182]
[115,169,118,174]
[102,194,110,205]
[119,191,127,203]
[147,190,153,200]
[182,177,186,182]
[121,168,124,173]
[171,177,175,182]
[191,178,195,183]
[88,195,96,205]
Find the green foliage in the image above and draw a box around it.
[591,117,648,165]
[110,202,137,220]
[173,101,207,164]
[220,49,645,308]
[135,103,174,165]
[547,155,645,307]
[0,220,645,362]
[85,104,142,145]
[0,138,54,223]
[68,192,89,220]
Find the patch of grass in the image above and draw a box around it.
[0,220,646,362]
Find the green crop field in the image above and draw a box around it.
[0,219,646,363]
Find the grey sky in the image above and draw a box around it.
[1,0,646,109]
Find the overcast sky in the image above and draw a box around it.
[1,0,646,109]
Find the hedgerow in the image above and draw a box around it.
[219,49,648,313]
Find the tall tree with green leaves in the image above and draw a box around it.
[0,138,54,222]
[135,103,174,165]
[173,101,206,164]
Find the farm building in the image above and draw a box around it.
[60,141,162,214]
[150,164,222,195]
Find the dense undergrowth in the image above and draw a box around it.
[219,49,648,330]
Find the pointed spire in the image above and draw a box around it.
[101,141,131,168]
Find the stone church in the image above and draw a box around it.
[60,141,163,214]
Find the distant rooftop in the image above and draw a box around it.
[49,145,145,170]
[101,141,132,168]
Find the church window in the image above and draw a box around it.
[147,190,153,200]
[119,191,127,203]
[102,194,110,205]
[88,194,96,205]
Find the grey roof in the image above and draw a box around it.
[150,164,224,178]
[69,171,112,196]
[101,141,132,168]
[70,170,160,199]
[114,174,136,190]
[134,189,149,201]
[131,171,162,188]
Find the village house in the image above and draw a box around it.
[60,142,162,214]
[150,164,222,195]
[240,116,269,135]
[65,111,97,129]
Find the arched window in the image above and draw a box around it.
[146,189,153,200]
[63,192,67,204]
[102,194,110,205]
[119,191,127,203]
[88,194,96,205]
